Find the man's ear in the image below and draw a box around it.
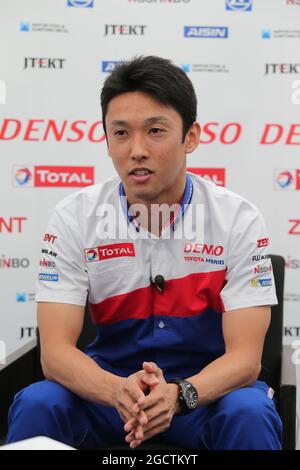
[185,122,201,154]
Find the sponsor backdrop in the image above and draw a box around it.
[0,0,300,446]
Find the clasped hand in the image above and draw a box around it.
[114,362,179,449]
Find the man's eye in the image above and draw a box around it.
[114,130,127,136]
[149,128,164,134]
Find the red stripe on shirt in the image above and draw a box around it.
[89,270,226,325]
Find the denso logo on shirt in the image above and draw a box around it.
[85,243,135,262]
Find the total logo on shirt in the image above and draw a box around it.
[85,243,135,262]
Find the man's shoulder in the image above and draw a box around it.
[54,175,121,213]
[189,171,260,216]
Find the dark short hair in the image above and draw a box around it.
[101,56,197,142]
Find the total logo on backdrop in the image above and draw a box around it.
[13,165,94,188]
[187,167,225,186]
[225,0,252,11]
[274,169,300,190]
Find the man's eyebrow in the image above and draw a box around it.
[109,116,171,127]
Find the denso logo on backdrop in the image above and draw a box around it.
[13,166,94,187]
[187,167,225,187]
[225,0,252,11]
[274,169,300,190]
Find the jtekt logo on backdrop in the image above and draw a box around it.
[265,64,300,75]
[0,217,27,233]
[225,0,252,11]
[13,165,94,187]
[187,167,225,186]
[104,25,146,36]
[67,0,94,7]
[274,169,300,190]
[24,58,66,70]
[184,26,229,38]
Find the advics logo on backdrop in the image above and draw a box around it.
[67,0,94,7]
[187,168,225,187]
[184,26,229,39]
[24,58,66,70]
[102,61,124,73]
[274,169,300,190]
[13,166,94,188]
[226,0,252,11]
[265,64,300,75]
[104,25,147,36]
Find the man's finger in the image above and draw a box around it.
[142,361,161,377]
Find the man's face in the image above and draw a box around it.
[105,91,200,206]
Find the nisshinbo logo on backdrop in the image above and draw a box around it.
[67,0,94,7]
[225,0,252,11]
[13,165,94,187]
[184,26,229,38]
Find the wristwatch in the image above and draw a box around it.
[167,379,198,414]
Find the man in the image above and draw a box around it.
[7,56,282,450]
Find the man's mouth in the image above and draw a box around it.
[129,168,153,176]
[129,168,154,182]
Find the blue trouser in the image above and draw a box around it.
[6,379,282,450]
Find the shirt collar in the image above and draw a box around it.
[119,173,193,232]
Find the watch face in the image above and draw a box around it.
[183,383,198,409]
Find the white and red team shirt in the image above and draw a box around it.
[36,172,277,379]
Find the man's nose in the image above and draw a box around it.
[129,134,150,161]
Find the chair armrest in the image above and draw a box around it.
[280,345,297,450]
[281,345,296,386]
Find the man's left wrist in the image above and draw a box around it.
[167,383,181,414]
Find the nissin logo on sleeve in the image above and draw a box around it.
[184,26,229,38]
